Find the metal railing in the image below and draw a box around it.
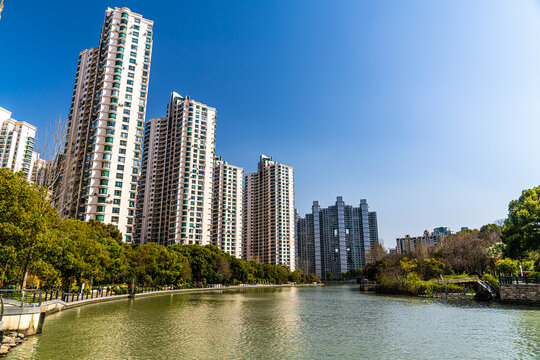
[0,289,45,307]
[0,285,175,306]
[499,276,540,285]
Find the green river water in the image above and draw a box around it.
[6,285,540,359]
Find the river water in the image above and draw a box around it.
[7,285,540,359]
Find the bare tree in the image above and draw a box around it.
[368,240,387,263]
[436,230,495,275]
[33,115,79,216]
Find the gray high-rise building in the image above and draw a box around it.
[296,196,379,279]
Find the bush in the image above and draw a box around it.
[496,258,519,275]
[482,274,499,289]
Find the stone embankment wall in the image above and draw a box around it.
[2,306,44,335]
[500,284,540,305]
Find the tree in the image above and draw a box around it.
[501,186,540,259]
[368,240,387,263]
[437,230,495,275]
[0,169,58,287]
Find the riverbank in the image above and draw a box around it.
[0,333,26,357]
[1,282,322,357]
[48,283,322,312]
[7,284,539,360]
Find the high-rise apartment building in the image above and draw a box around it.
[55,7,153,241]
[211,156,243,258]
[30,152,52,187]
[135,92,217,246]
[396,227,453,254]
[296,209,315,274]
[296,197,379,279]
[0,107,37,179]
[244,155,295,270]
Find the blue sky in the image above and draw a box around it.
[2,1,540,246]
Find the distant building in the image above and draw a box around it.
[0,107,37,180]
[211,156,243,258]
[296,209,315,274]
[244,155,295,270]
[396,227,454,254]
[296,196,379,279]
[30,152,52,187]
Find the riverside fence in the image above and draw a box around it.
[498,276,540,285]
[0,285,177,306]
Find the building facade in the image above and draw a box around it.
[30,152,52,188]
[211,156,243,258]
[54,7,153,241]
[0,107,37,179]
[135,92,217,246]
[396,227,453,254]
[296,210,315,275]
[296,197,379,279]
[244,155,295,270]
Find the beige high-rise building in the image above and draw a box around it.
[0,107,37,179]
[30,152,52,187]
[212,156,243,258]
[135,92,217,246]
[244,155,295,270]
[54,7,153,241]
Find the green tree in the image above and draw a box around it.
[501,186,540,258]
[0,169,58,287]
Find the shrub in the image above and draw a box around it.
[496,258,519,275]
[482,274,499,289]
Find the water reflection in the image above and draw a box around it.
[7,286,540,360]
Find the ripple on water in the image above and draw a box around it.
[6,286,540,360]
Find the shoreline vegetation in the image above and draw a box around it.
[350,184,540,299]
[0,169,319,296]
[352,230,539,300]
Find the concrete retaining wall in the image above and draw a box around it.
[2,306,43,335]
[500,284,540,305]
